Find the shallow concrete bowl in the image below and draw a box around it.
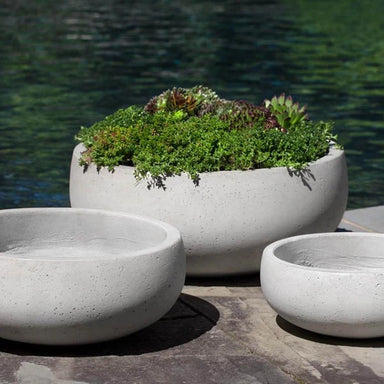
[0,208,185,345]
[261,233,384,338]
[70,143,348,276]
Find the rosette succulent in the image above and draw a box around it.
[144,86,219,116]
[264,93,308,131]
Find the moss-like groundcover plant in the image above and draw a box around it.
[76,86,339,185]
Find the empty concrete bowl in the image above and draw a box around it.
[261,233,384,338]
[0,208,185,345]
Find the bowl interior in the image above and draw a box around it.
[0,209,168,260]
[274,234,384,271]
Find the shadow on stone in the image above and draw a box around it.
[336,227,353,232]
[287,167,315,191]
[276,315,384,347]
[186,273,261,287]
[0,294,219,357]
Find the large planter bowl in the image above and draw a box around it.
[70,143,348,276]
[261,233,384,338]
[0,208,185,345]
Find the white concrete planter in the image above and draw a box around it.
[70,143,348,276]
[0,208,185,345]
[261,233,384,338]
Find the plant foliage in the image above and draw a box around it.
[76,86,339,184]
[264,93,308,131]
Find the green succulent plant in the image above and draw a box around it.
[264,93,308,130]
[144,86,219,117]
[76,86,339,185]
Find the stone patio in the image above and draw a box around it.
[0,206,383,384]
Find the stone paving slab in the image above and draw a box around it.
[1,207,384,384]
[0,355,297,384]
[2,283,384,384]
[0,293,296,384]
[341,205,384,233]
[182,283,384,384]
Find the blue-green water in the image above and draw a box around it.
[1,0,384,209]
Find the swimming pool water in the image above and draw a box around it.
[1,0,384,209]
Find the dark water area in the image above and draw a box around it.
[1,0,384,209]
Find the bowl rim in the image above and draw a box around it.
[0,207,183,262]
[262,232,384,274]
[73,142,345,176]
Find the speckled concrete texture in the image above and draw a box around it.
[261,232,384,338]
[70,143,348,276]
[0,208,185,345]
[0,207,383,383]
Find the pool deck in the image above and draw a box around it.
[1,206,384,384]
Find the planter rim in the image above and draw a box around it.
[0,207,182,262]
[74,142,344,176]
[262,232,384,274]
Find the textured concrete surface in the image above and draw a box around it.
[70,143,348,276]
[0,208,185,345]
[0,207,383,383]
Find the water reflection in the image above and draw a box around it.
[0,0,383,208]
[283,0,384,207]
